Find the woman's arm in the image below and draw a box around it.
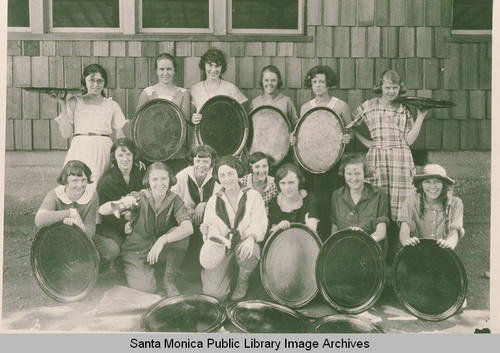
[35,209,72,228]
[399,222,419,246]
[114,127,125,139]
[354,130,373,149]
[148,220,193,264]
[54,97,77,138]
[405,108,428,145]
[370,222,386,242]
[99,194,139,215]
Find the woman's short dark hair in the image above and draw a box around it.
[199,48,227,80]
[259,65,283,89]
[142,162,177,188]
[110,138,139,167]
[304,66,337,88]
[155,53,177,71]
[373,69,408,95]
[190,144,218,167]
[274,163,306,191]
[81,64,108,97]
[249,151,275,166]
[338,154,373,178]
[57,160,93,185]
[213,156,245,183]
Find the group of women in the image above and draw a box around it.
[34,48,465,302]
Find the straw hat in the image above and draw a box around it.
[413,164,455,185]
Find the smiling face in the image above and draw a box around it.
[205,61,222,81]
[193,155,212,179]
[278,171,300,198]
[66,174,88,199]
[344,163,365,192]
[156,58,175,85]
[115,146,133,174]
[251,158,269,182]
[262,70,279,96]
[381,78,401,102]
[311,73,328,97]
[85,72,105,96]
[218,165,239,190]
[422,178,444,201]
[149,169,170,197]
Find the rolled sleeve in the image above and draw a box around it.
[172,195,192,225]
[111,101,127,129]
[375,189,390,225]
[449,197,465,238]
[399,195,418,233]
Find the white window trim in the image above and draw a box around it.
[227,0,304,35]
[138,0,213,34]
[451,30,492,35]
[48,0,123,33]
[7,0,34,33]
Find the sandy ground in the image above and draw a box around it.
[1,151,491,333]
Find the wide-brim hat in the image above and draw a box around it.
[199,236,228,270]
[413,164,455,185]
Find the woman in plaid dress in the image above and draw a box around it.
[351,70,427,222]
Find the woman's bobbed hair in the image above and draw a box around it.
[190,144,218,167]
[213,156,245,184]
[304,66,337,88]
[57,160,93,185]
[199,48,227,80]
[110,138,139,167]
[259,65,283,90]
[372,69,408,95]
[274,163,306,191]
[155,52,177,71]
[81,64,108,97]
[142,162,177,189]
[338,154,373,179]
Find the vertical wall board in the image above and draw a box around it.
[33,120,50,150]
[442,119,459,150]
[295,42,314,58]
[128,42,142,57]
[230,43,245,57]
[302,58,321,80]
[381,27,398,58]
[75,41,91,56]
[324,0,339,26]
[443,44,460,89]
[331,89,349,103]
[358,0,375,26]
[406,58,423,90]
[81,57,95,70]
[97,57,116,89]
[158,41,175,55]
[423,59,440,89]
[5,120,15,150]
[57,41,73,56]
[486,90,491,119]
[440,0,453,27]
[399,27,415,58]
[176,42,192,57]
[340,0,357,26]
[127,89,143,118]
[49,56,64,87]
[110,41,126,57]
[285,58,303,89]
[147,58,157,87]
[135,58,149,89]
[415,89,434,119]
[425,0,441,26]
[22,91,40,119]
[307,0,322,25]
[367,27,381,58]
[374,0,389,26]
[64,57,82,88]
[339,59,355,89]
[40,94,57,120]
[424,120,442,150]
[223,57,236,84]
[451,91,468,120]
[460,121,478,150]
[277,42,294,57]
[478,120,491,150]
[263,42,277,57]
[23,41,40,56]
[117,57,135,88]
[41,41,56,56]
[469,91,486,120]
[389,0,406,26]
[209,42,230,54]
[193,42,210,57]
[411,121,426,149]
[316,27,334,58]
[8,40,22,56]
[50,120,69,150]
[141,42,157,57]
[184,57,201,89]
[254,57,272,85]
[175,56,185,88]
[271,57,287,80]
[434,27,451,58]
[390,59,406,77]
[236,57,255,89]
[296,89,312,115]
[478,44,492,90]
[407,0,424,26]
[14,119,32,150]
[320,58,337,73]
[13,56,31,87]
[432,90,451,119]
[109,88,127,118]
[6,88,22,119]
[347,90,363,114]
[93,41,109,56]
[356,59,374,89]
[351,27,366,58]
[7,56,13,88]
[362,88,378,102]
[488,43,492,59]
[334,27,350,58]
[416,27,432,58]
[245,42,263,57]
[460,44,478,89]
[32,56,49,87]
[375,58,390,79]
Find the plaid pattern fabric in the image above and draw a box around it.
[352,98,416,221]
[240,174,278,213]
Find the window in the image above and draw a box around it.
[452,0,492,34]
[8,0,30,28]
[50,0,121,32]
[229,0,303,34]
[140,0,212,33]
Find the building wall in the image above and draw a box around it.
[5,0,491,151]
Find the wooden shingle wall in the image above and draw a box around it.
[5,0,491,151]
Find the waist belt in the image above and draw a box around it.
[73,133,110,137]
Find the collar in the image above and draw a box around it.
[339,182,374,206]
[246,174,273,192]
[186,166,213,188]
[277,189,307,213]
[55,185,93,205]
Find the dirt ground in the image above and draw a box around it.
[1,151,491,332]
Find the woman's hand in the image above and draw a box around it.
[121,195,138,209]
[437,234,459,250]
[289,133,296,146]
[193,202,206,225]
[147,237,167,265]
[277,220,291,230]
[341,133,351,144]
[402,237,420,247]
[123,211,132,221]
[124,221,132,235]
[236,236,255,261]
[63,217,85,232]
[416,107,429,120]
[191,113,202,125]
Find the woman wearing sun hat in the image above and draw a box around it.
[399,164,464,250]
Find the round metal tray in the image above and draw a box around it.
[310,314,383,333]
[397,96,456,109]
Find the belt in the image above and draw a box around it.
[73,133,110,137]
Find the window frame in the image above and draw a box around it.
[451,0,492,35]
[7,0,31,32]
